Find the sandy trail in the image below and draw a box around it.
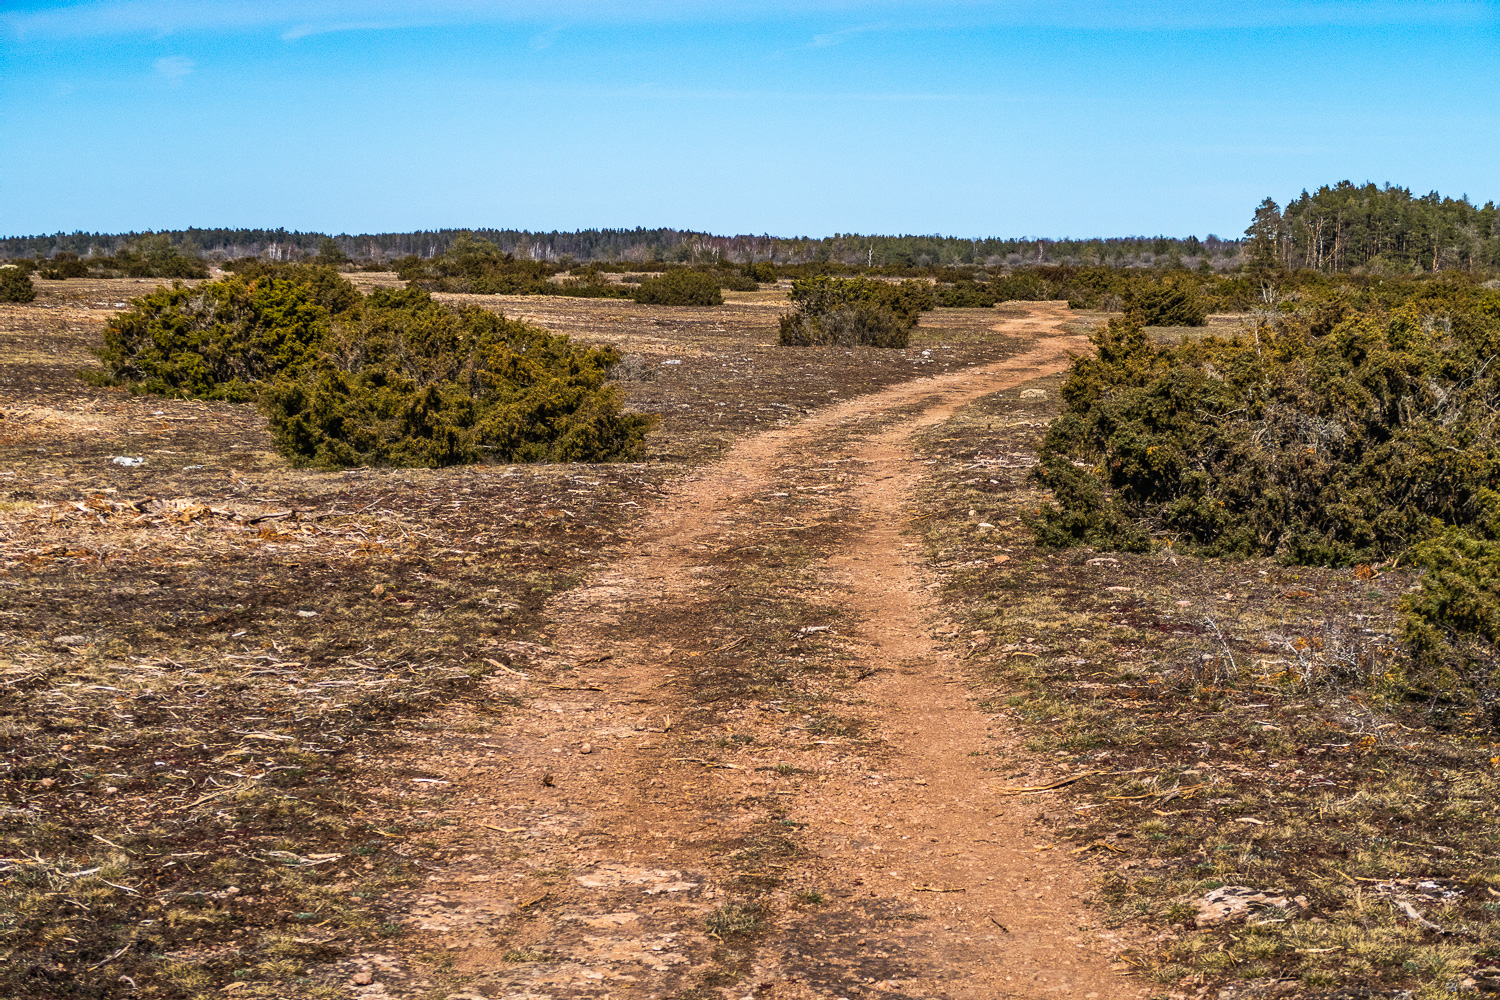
[370,304,1143,999]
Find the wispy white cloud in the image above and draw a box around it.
[809,22,885,48]
[280,20,409,41]
[153,54,193,80]
[529,27,562,51]
[3,0,1493,40]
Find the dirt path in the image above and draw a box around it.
[354,304,1144,999]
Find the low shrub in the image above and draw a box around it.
[1401,512,1500,726]
[631,268,723,306]
[88,272,340,401]
[1032,299,1500,562]
[97,236,210,279]
[549,278,633,299]
[38,252,89,280]
[88,274,656,468]
[936,280,1000,307]
[0,266,36,303]
[223,261,363,315]
[1126,280,1207,326]
[397,236,636,300]
[266,289,654,467]
[989,273,1055,302]
[717,272,761,292]
[778,276,932,348]
[399,234,560,294]
[742,261,778,283]
[1029,281,1500,725]
[591,261,669,274]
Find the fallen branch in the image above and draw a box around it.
[673,757,740,770]
[482,658,529,678]
[86,943,133,970]
[245,510,300,525]
[1071,840,1128,855]
[993,770,1103,795]
[1105,782,1208,801]
[90,833,132,853]
[1397,899,1445,934]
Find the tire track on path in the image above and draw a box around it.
[367,305,1143,999]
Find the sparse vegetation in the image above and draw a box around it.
[7,181,1498,999]
[705,901,762,940]
[0,278,1022,996]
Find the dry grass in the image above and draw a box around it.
[0,276,1028,997]
[910,378,1500,998]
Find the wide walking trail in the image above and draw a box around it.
[372,304,1145,1000]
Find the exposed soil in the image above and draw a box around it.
[346,304,1147,998]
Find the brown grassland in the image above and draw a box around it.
[1,275,1497,999]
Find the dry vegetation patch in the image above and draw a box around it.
[0,450,667,997]
[431,294,1027,464]
[912,371,1500,998]
[0,277,1029,996]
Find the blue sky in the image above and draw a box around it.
[3,1,1497,239]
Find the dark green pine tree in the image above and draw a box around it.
[1244,197,1283,272]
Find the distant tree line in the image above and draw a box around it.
[7,182,1495,277]
[1,226,1239,270]
[5,234,208,280]
[1245,182,1500,275]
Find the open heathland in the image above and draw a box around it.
[1,273,1497,1000]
